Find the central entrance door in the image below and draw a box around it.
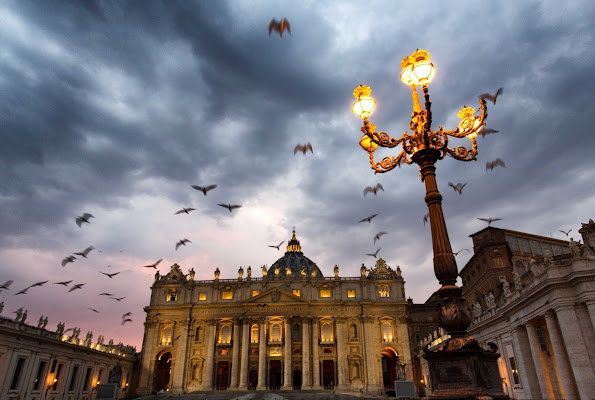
[381,348,398,388]
[322,360,335,388]
[152,351,172,392]
[216,361,230,389]
[269,360,282,389]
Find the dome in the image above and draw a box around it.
[266,230,323,279]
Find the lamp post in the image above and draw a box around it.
[352,50,508,400]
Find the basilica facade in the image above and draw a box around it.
[137,231,412,395]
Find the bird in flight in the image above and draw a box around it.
[294,143,313,155]
[100,271,120,279]
[373,231,387,244]
[111,296,126,301]
[68,283,85,292]
[486,158,506,172]
[61,255,76,267]
[191,184,217,195]
[478,127,500,138]
[74,246,94,258]
[477,217,502,226]
[363,183,384,197]
[122,318,133,325]
[366,248,381,258]
[358,213,379,223]
[88,308,99,313]
[76,213,95,227]
[453,249,471,256]
[479,87,503,104]
[559,229,572,236]
[14,287,29,296]
[175,207,196,215]
[423,213,429,226]
[448,182,467,195]
[269,17,291,37]
[268,241,285,250]
[143,259,163,269]
[98,292,113,297]
[218,204,242,212]
[0,280,13,290]
[176,239,192,250]
[54,280,73,286]
[122,312,132,318]
[27,280,48,289]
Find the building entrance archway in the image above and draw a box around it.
[269,360,282,389]
[153,351,172,392]
[293,369,302,389]
[216,362,230,389]
[322,360,335,388]
[381,347,398,388]
[249,370,258,389]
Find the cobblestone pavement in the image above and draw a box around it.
[132,390,391,400]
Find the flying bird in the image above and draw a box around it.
[373,231,387,244]
[363,183,384,197]
[218,204,242,212]
[269,17,291,37]
[175,207,196,215]
[54,280,73,286]
[559,229,572,236]
[477,217,502,226]
[100,272,120,279]
[366,248,381,258]
[268,241,284,250]
[27,280,48,288]
[358,213,379,223]
[122,318,133,325]
[453,249,471,256]
[68,283,85,292]
[14,287,29,296]
[74,246,94,258]
[478,127,500,137]
[143,259,163,269]
[294,143,313,155]
[88,308,99,313]
[61,256,76,267]
[76,213,95,227]
[448,182,467,194]
[486,158,506,172]
[98,293,113,297]
[191,184,217,195]
[122,312,132,318]
[479,87,503,104]
[111,296,126,301]
[423,213,429,226]
[0,280,13,290]
[176,239,192,250]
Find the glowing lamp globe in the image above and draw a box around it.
[352,96,376,119]
[400,50,436,86]
[359,134,378,153]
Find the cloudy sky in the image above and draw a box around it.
[1,1,593,349]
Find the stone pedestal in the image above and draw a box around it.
[423,338,509,400]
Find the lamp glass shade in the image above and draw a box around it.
[359,134,378,152]
[458,117,481,138]
[352,96,376,119]
[401,60,435,86]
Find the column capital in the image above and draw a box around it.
[335,316,348,323]
[360,315,375,324]
[301,316,312,323]
[204,318,218,326]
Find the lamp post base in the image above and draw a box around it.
[423,338,509,400]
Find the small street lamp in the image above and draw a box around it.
[351,50,508,400]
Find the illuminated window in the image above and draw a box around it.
[219,324,232,343]
[271,323,281,341]
[167,289,177,302]
[161,326,173,346]
[378,284,389,298]
[347,289,356,298]
[382,322,393,342]
[509,357,520,385]
[199,292,207,301]
[220,349,229,355]
[321,323,333,342]
[251,325,259,343]
[320,289,331,298]
[293,289,300,297]
[252,290,260,297]
[222,291,233,300]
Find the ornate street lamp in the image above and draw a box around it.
[352,50,507,400]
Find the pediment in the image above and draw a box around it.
[243,287,308,305]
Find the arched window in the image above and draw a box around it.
[293,324,301,342]
[321,323,333,342]
[349,323,358,340]
[271,323,281,341]
[382,322,393,342]
[220,325,231,343]
[251,324,259,343]
[162,326,173,346]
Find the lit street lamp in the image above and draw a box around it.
[352,50,507,399]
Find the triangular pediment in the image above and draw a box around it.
[243,287,308,305]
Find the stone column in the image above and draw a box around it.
[544,311,579,399]
[283,318,292,389]
[511,325,541,399]
[311,319,321,389]
[335,317,348,389]
[138,321,158,394]
[398,316,413,380]
[555,306,595,400]
[171,320,190,393]
[230,319,241,388]
[301,317,312,389]
[238,319,250,389]
[585,300,595,334]
[257,319,267,390]
[362,316,380,392]
[525,321,555,399]
[202,320,217,389]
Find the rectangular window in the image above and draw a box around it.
[83,367,92,392]
[320,289,331,298]
[10,357,26,390]
[509,357,520,385]
[199,292,207,301]
[507,235,520,252]
[378,284,389,298]
[33,361,47,391]
[347,289,356,298]
[68,365,79,391]
[292,289,300,297]
[50,360,57,373]
[222,291,233,299]
[518,238,531,254]
[252,290,260,297]
[53,364,63,390]
[166,289,177,302]
[97,369,103,385]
